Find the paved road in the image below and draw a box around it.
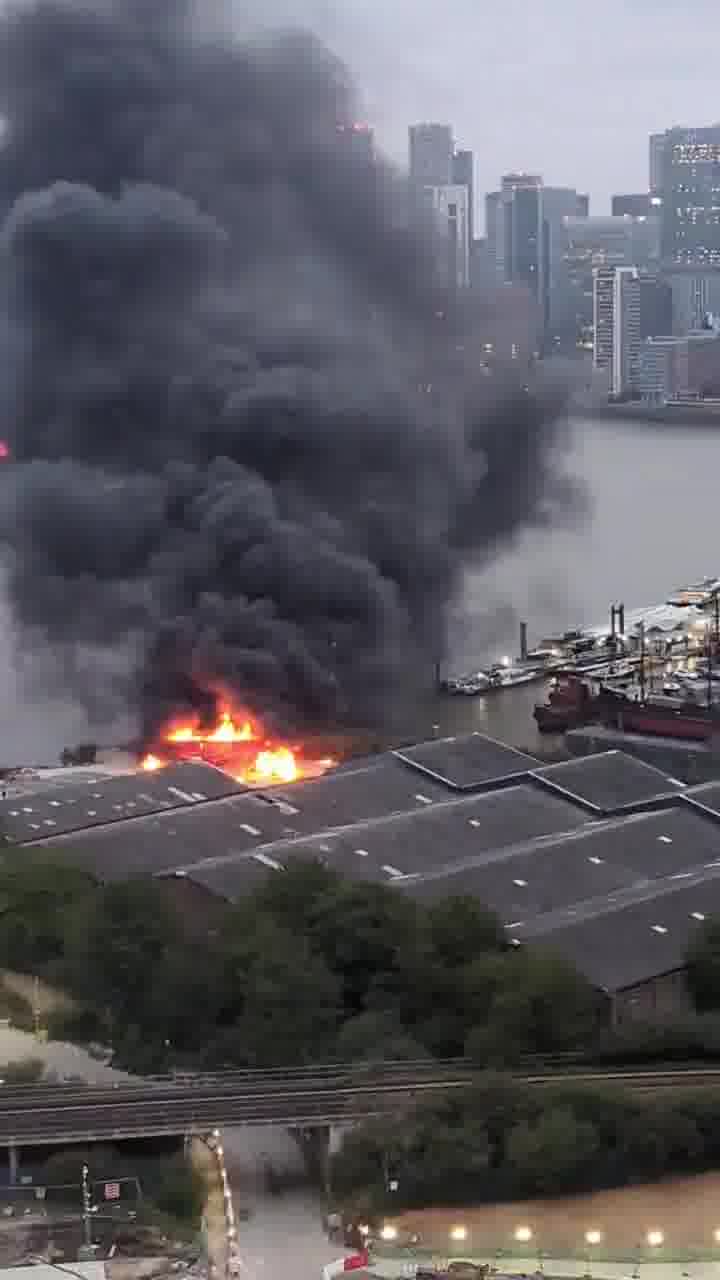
[2,1062,720,1146]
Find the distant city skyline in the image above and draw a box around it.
[251,0,720,220]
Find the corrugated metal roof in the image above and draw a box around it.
[532,751,684,813]
[186,783,587,901]
[0,762,244,844]
[394,733,539,791]
[518,866,720,991]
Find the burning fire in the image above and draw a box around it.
[140,707,334,786]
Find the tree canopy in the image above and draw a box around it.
[0,853,607,1071]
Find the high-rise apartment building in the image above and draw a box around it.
[660,126,720,266]
[593,266,641,397]
[409,123,454,186]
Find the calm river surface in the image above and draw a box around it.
[419,414,720,753]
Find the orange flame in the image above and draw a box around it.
[140,704,335,787]
[251,747,299,784]
[166,710,255,744]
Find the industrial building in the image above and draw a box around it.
[7,734,720,1024]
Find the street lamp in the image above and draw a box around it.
[515,1227,533,1245]
[646,1231,664,1249]
[450,1226,468,1242]
[380,1224,398,1242]
[584,1229,603,1278]
[79,1164,97,1260]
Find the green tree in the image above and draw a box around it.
[145,941,226,1053]
[504,1104,600,1194]
[427,896,504,967]
[336,1010,430,1062]
[62,879,179,1025]
[211,917,340,1066]
[686,917,720,1011]
[309,880,420,1013]
[0,860,94,973]
[250,859,341,936]
[468,948,602,1062]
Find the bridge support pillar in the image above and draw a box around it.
[8,1143,18,1187]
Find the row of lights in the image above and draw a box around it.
[210,1129,239,1278]
[379,1226,720,1248]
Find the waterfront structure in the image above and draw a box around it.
[409,122,453,186]
[635,331,720,402]
[422,183,471,288]
[593,265,640,397]
[660,125,720,266]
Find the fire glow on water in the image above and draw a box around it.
[141,708,334,786]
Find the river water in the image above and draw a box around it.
[419,414,720,753]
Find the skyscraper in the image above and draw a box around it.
[409,123,453,186]
[649,133,666,195]
[422,184,471,288]
[564,215,660,348]
[593,266,641,397]
[541,186,590,351]
[660,126,720,266]
[500,174,543,297]
[485,190,503,282]
[452,149,474,244]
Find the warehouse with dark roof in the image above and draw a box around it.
[5,732,720,1023]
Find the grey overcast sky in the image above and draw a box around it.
[245,0,720,222]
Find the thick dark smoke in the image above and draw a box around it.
[0,0,577,738]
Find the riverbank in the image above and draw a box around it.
[576,402,720,427]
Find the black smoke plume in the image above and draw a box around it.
[0,0,576,738]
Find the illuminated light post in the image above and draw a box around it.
[515,1227,533,1245]
[450,1226,468,1243]
[78,1163,97,1260]
[584,1229,603,1277]
[380,1224,398,1242]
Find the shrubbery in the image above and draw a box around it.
[331,1076,720,1210]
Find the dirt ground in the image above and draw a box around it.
[395,1171,720,1258]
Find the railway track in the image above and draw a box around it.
[1,1061,719,1146]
